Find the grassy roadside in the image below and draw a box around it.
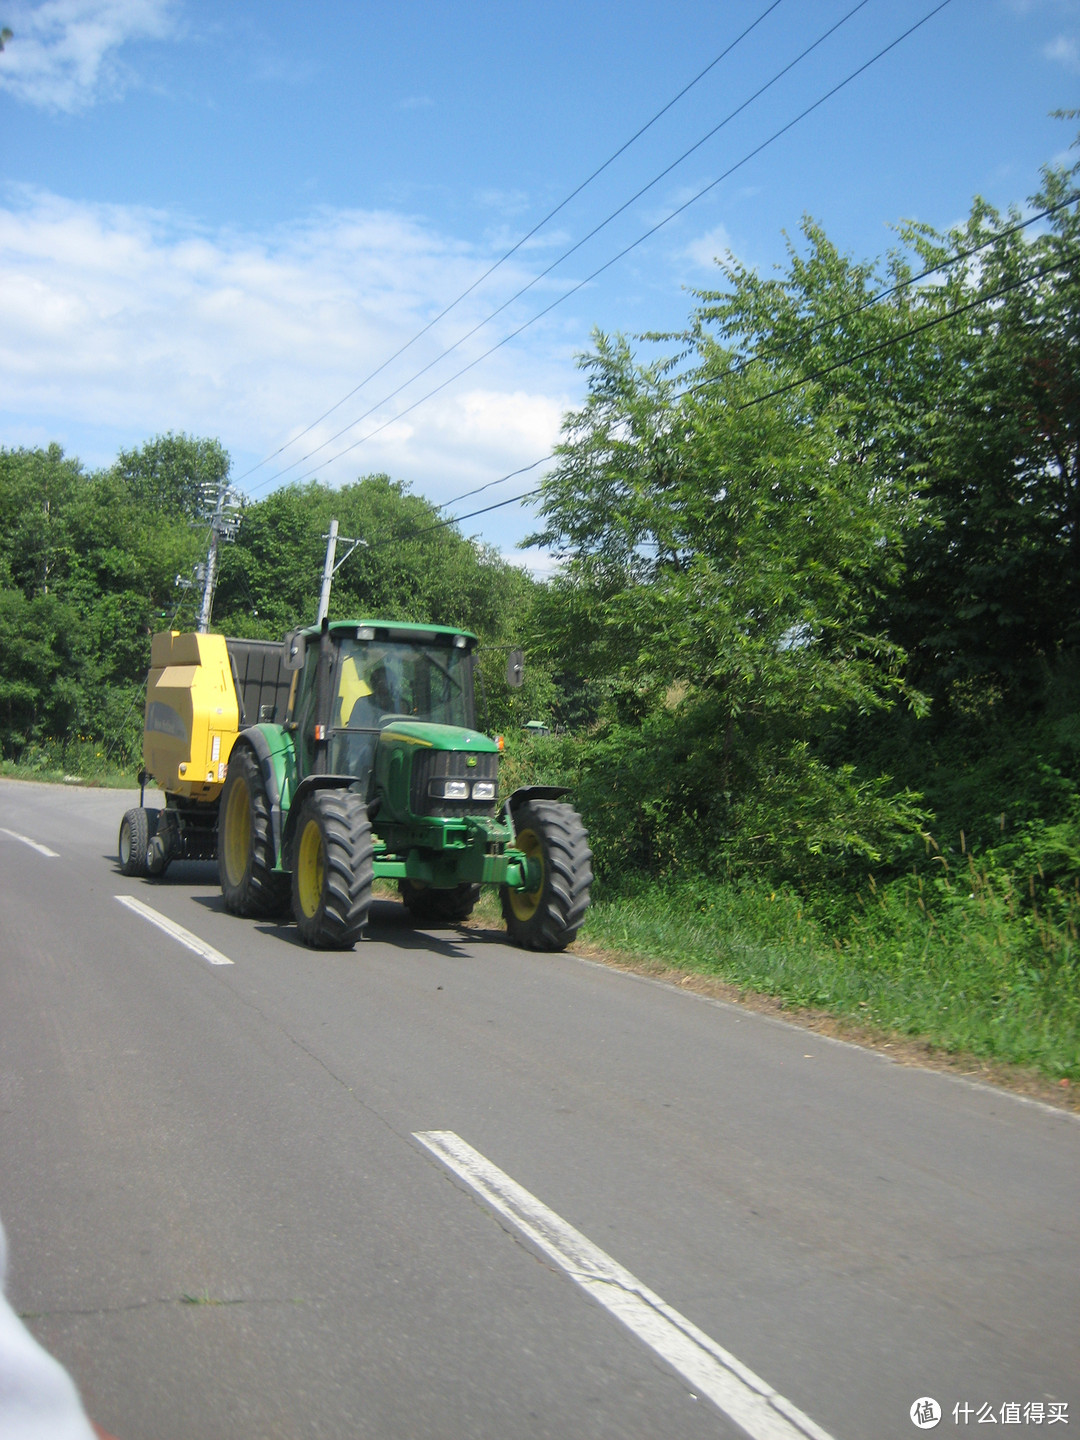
[0,755,138,789]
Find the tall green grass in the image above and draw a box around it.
[0,735,138,787]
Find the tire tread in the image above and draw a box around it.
[292,790,374,949]
[502,800,592,952]
[219,747,289,917]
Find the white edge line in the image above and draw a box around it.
[114,895,233,966]
[415,1129,837,1440]
[565,953,1080,1126]
[0,826,59,858]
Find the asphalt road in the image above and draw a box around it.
[1,778,1076,1440]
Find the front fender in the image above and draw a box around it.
[502,785,570,825]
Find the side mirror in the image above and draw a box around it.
[283,631,306,671]
[507,649,525,688]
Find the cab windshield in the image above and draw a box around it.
[333,638,475,732]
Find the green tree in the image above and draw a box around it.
[0,444,201,759]
[528,331,925,882]
[112,432,231,521]
[691,147,1080,702]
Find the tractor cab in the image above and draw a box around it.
[285,621,485,800]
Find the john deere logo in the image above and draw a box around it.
[466,756,477,767]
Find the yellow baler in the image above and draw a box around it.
[144,630,241,801]
[119,630,291,877]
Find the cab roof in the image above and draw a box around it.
[299,619,479,646]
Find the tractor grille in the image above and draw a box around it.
[411,750,499,818]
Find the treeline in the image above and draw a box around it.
[2,144,1079,914]
[0,442,546,769]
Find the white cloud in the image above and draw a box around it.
[474,188,532,218]
[684,223,735,270]
[1002,0,1079,14]
[1044,33,1080,66]
[0,187,576,550]
[0,0,174,111]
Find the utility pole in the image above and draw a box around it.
[316,520,367,624]
[193,479,242,634]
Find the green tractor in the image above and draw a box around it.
[215,619,591,950]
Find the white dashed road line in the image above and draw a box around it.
[114,895,234,966]
[415,1130,836,1440]
[0,827,59,858]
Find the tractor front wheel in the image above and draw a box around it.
[291,790,374,949]
[501,800,592,952]
[219,747,289,917]
[399,880,480,924]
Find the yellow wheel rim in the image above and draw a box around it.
[296,818,325,920]
[223,776,252,886]
[509,828,544,921]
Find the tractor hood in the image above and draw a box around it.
[377,719,499,753]
[374,721,500,823]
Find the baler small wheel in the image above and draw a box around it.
[399,880,481,924]
[118,807,150,877]
[218,747,289,917]
[291,790,374,949]
[501,800,592,952]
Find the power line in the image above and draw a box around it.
[234,0,788,485]
[682,192,1079,394]
[715,255,1076,413]
[375,251,1073,561]
[419,195,1074,523]
[430,454,553,513]
[268,0,956,493]
[249,0,877,495]
[272,185,1076,568]
[364,484,547,555]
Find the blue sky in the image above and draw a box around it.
[0,0,1075,568]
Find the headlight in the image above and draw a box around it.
[430,778,470,799]
[471,781,496,801]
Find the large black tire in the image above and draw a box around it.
[501,800,592,952]
[218,746,290,917]
[118,807,151,877]
[399,880,481,924]
[291,789,374,949]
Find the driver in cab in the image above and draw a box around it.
[334,653,400,730]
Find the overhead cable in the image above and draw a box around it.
[249,0,877,494]
[234,0,788,485]
[711,255,1076,413]
[368,249,1073,557]
[305,185,1075,558]
[267,0,956,492]
[421,194,1074,520]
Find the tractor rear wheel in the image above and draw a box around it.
[118,807,152,877]
[501,800,592,952]
[399,880,480,924]
[218,747,289,917]
[291,789,374,949]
